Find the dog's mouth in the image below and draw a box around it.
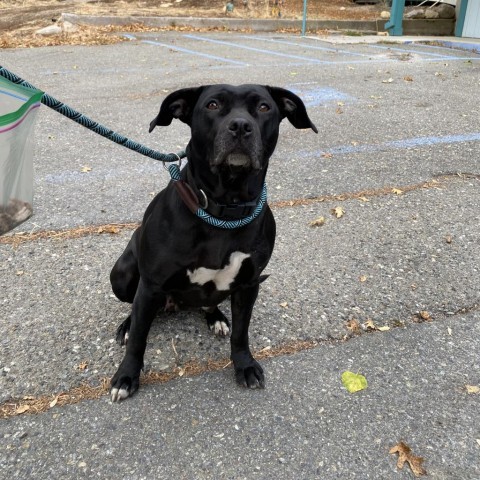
[211,151,262,175]
[226,153,251,168]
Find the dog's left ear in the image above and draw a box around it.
[149,87,206,132]
[266,86,318,133]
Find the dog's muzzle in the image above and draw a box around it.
[213,117,262,172]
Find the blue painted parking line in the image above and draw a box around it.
[242,35,373,58]
[183,34,331,65]
[286,84,355,108]
[368,44,460,60]
[300,132,480,158]
[127,35,248,66]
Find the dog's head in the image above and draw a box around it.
[150,84,317,176]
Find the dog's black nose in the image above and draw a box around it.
[228,118,253,138]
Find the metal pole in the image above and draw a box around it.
[301,0,308,36]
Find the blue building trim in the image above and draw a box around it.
[455,0,469,37]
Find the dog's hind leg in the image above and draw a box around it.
[115,315,132,346]
[110,230,140,303]
[203,306,230,337]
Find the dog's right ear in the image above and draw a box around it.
[149,87,205,132]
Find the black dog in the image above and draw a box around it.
[110,84,317,402]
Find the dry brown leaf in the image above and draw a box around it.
[404,75,414,82]
[15,405,30,414]
[49,395,60,409]
[309,217,325,227]
[418,311,432,321]
[346,319,361,333]
[98,226,120,234]
[390,441,427,477]
[321,152,333,158]
[445,235,452,244]
[364,319,377,331]
[331,206,344,218]
[77,361,88,370]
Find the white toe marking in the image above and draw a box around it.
[111,387,129,402]
[214,321,230,336]
[188,251,250,291]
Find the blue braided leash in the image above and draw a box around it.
[168,164,267,229]
[0,65,185,163]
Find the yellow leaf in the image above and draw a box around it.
[341,371,368,393]
[378,325,390,332]
[466,385,480,394]
[81,166,92,173]
[309,217,325,227]
[390,442,427,477]
[279,302,288,308]
[359,275,367,283]
[392,188,403,195]
[358,196,370,202]
[331,206,344,218]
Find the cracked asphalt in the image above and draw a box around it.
[1,32,479,478]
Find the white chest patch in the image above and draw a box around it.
[187,251,251,291]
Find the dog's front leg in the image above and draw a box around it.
[111,279,165,402]
[230,284,265,389]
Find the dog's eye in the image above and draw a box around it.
[258,103,270,113]
[207,101,219,110]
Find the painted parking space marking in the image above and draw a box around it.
[299,132,480,158]
[125,35,248,66]
[286,83,356,108]
[367,43,464,60]
[241,35,373,58]
[183,34,332,65]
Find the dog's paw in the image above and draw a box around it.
[110,358,141,402]
[232,354,265,389]
[204,307,230,337]
[115,316,131,346]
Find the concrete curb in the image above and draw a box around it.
[61,13,385,33]
[61,13,455,36]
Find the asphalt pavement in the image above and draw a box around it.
[1,31,479,479]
